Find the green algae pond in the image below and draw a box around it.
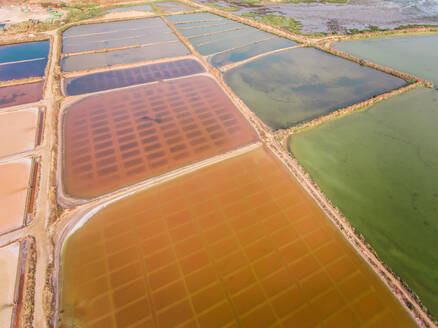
[332,33,438,86]
[289,87,438,318]
[224,47,406,129]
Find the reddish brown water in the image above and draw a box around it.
[0,81,44,109]
[60,147,415,328]
[63,75,258,198]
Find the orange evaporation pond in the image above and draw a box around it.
[60,147,415,328]
[0,81,44,109]
[0,108,38,158]
[62,75,258,198]
[0,242,20,327]
[0,159,31,234]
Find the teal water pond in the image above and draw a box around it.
[333,34,438,86]
[224,47,406,129]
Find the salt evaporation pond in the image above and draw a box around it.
[0,159,32,234]
[289,87,438,318]
[105,4,153,13]
[224,47,406,129]
[0,242,20,327]
[210,36,297,67]
[0,40,49,63]
[156,1,193,12]
[60,147,415,327]
[0,40,49,81]
[171,13,271,56]
[63,58,205,96]
[62,18,175,53]
[62,75,257,198]
[61,42,189,72]
[0,81,44,109]
[0,108,38,158]
[333,33,438,86]
[61,17,189,72]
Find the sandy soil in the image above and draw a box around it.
[0,108,38,158]
[0,241,20,328]
[0,5,66,25]
[0,159,31,234]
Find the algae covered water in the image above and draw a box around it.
[333,33,438,86]
[224,47,406,129]
[289,87,438,317]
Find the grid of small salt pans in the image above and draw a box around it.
[61,147,415,328]
[63,75,258,198]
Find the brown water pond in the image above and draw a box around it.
[60,147,415,327]
[63,75,258,198]
[0,81,44,109]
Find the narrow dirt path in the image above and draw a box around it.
[30,29,60,328]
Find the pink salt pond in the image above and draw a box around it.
[0,158,32,234]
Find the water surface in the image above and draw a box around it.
[0,59,48,81]
[0,81,44,109]
[63,76,257,198]
[105,5,153,13]
[64,59,205,96]
[0,40,49,63]
[61,42,189,72]
[333,34,438,86]
[60,147,415,327]
[210,36,297,67]
[166,12,222,23]
[289,87,438,317]
[63,17,164,37]
[63,18,175,53]
[224,47,406,129]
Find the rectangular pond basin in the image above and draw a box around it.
[0,108,38,158]
[0,59,48,82]
[289,87,438,318]
[166,12,223,23]
[61,41,190,72]
[63,18,176,54]
[0,242,20,327]
[60,147,416,328]
[210,36,298,67]
[0,81,44,109]
[62,75,258,198]
[0,40,49,63]
[0,40,49,81]
[333,34,438,86]
[224,47,407,129]
[156,1,193,12]
[179,22,245,38]
[172,14,272,56]
[105,5,154,13]
[0,158,31,234]
[63,17,165,37]
[63,58,205,96]
[172,18,229,29]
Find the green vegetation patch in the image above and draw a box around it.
[242,12,302,33]
[289,87,438,318]
[209,3,240,11]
